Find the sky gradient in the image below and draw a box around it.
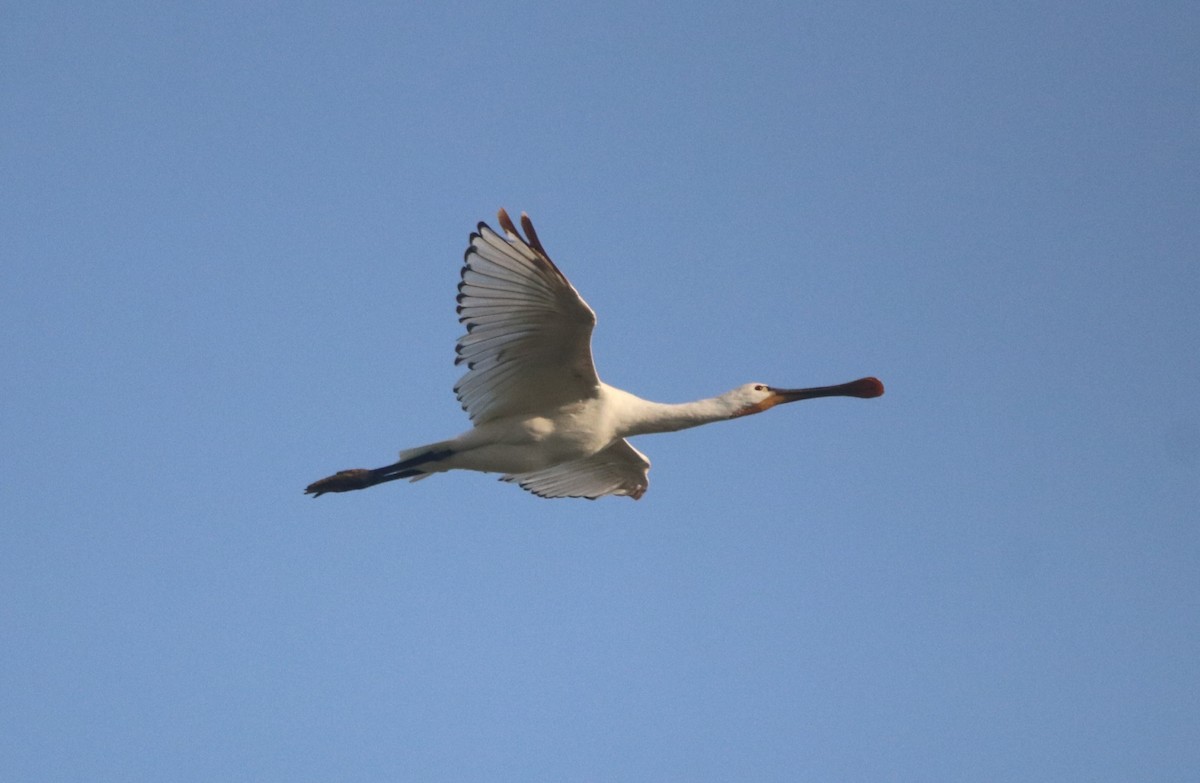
[3,2,1198,780]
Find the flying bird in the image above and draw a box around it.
[306,209,883,500]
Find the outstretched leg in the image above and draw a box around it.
[305,449,453,497]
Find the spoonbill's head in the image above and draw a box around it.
[728,377,884,418]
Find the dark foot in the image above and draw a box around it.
[305,468,376,497]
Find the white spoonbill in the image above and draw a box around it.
[306,209,883,500]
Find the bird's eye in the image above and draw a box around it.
[754,384,766,391]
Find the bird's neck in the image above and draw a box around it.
[614,390,736,437]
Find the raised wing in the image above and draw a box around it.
[454,209,600,424]
[502,439,650,500]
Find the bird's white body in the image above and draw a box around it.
[443,387,626,473]
[412,383,747,475]
[306,210,883,501]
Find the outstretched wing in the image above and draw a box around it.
[454,209,600,424]
[502,439,650,500]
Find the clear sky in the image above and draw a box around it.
[3,2,1197,780]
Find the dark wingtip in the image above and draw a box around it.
[519,212,549,257]
[497,208,517,236]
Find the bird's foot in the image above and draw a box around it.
[304,468,376,497]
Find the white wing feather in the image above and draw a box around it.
[503,439,650,500]
[454,211,600,424]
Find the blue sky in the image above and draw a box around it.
[3,2,1197,780]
